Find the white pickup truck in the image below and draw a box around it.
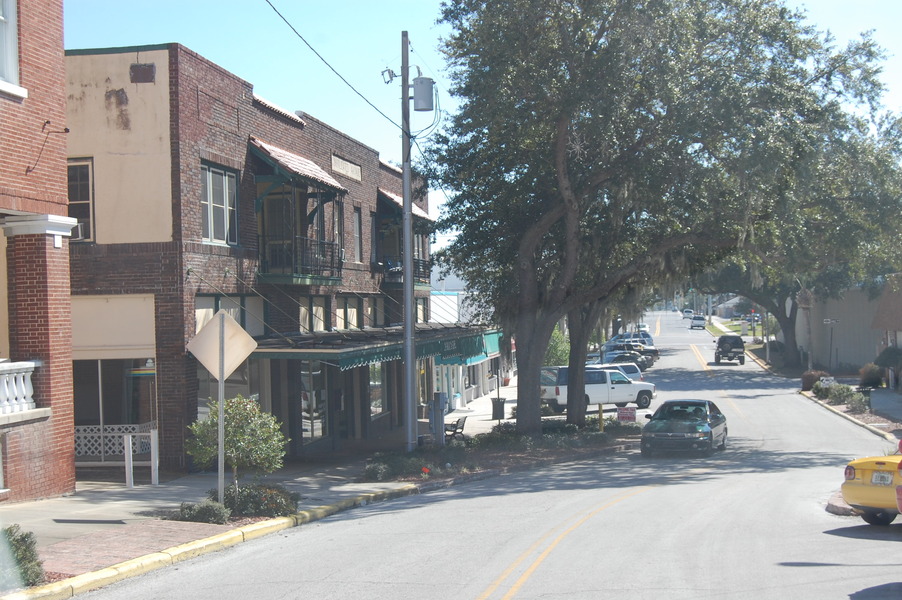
[540,365,656,413]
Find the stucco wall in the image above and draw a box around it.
[66,49,173,244]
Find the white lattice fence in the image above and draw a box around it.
[75,422,156,457]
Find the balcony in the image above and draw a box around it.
[259,235,342,284]
[379,255,431,285]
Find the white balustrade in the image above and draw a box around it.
[0,361,37,414]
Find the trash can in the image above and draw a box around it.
[492,398,505,420]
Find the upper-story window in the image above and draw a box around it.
[67,160,95,242]
[0,0,24,98]
[201,164,238,245]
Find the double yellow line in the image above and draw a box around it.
[477,487,651,599]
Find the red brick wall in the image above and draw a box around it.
[0,0,73,501]
[0,0,67,217]
[5,234,75,500]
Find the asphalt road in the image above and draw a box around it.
[81,311,902,600]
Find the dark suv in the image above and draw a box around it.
[715,335,745,365]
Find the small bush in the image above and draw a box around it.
[801,370,830,392]
[1,524,44,590]
[846,393,870,414]
[210,484,300,517]
[826,384,858,406]
[170,500,231,524]
[811,381,831,400]
[858,363,883,388]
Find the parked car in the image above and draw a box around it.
[597,362,644,382]
[682,309,694,319]
[841,441,902,526]
[689,315,706,330]
[607,332,654,346]
[714,335,745,365]
[641,399,727,457]
[540,365,656,412]
[636,323,650,332]
[608,351,651,371]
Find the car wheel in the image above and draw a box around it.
[635,392,652,409]
[714,354,721,364]
[615,402,627,408]
[640,446,652,458]
[718,431,727,451]
[551,404,566,414]
[861,510,896,526]
[738,356,745,365]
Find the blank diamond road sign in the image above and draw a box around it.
[187,309,257,381]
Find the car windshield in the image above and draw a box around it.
[653,404,706,421]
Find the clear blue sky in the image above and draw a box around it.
[64,1,902,224]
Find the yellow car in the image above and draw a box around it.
[841,441,902,526]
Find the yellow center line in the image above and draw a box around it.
[480,487,651,600]
[689,344,713,374]
[653,318,661,337]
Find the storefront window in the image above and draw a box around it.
[299,360,327,443]
[73,358,157,426]
[370,362,384,417]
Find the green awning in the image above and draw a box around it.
[250,325,493,371]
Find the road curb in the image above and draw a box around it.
[799,390,897,442]
[6,442,641,599]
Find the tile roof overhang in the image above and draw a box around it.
[378,187,434,221]
[249,136,348,195]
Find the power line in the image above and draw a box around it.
[263,0,402,134]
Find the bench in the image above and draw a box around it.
[444,416,467,441]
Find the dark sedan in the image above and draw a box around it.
[641,399,727,457]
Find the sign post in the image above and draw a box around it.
[187,310,257,503]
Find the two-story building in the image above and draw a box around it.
[65,43,487,470]
[0,0,77,501]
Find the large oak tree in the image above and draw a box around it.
[426,0,891,433]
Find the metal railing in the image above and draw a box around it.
[0,361,37,414]
[259,235,342,277]
[380,255,431,284]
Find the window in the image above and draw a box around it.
[0,0,24,97]
[353,207,362,262]
[336,297,361,330]
[368,297,386,327]
[67,160,94,241]
[299,296,329,332]
[369,362,384,417]
[201,165,238,245]
[416,298,429,323]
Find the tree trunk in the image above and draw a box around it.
[513,310,558,435]
[566,303,602,426]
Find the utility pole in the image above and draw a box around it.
[397,32,434,451]
[402,30,416,451]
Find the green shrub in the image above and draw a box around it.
[846,393,870,414]
[1,525,44,590]
[801,370,830,392]
[210,484,300,517]
[858,363,883,388]
[811,381,831,400]
[826,383,858,406]
[171,500,231,524]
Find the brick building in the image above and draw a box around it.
[65,44,486,469]
[0,0,78,501]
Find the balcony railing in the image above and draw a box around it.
[0,361,37,414]
[259,235,342,278]
[380,255,431,284]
